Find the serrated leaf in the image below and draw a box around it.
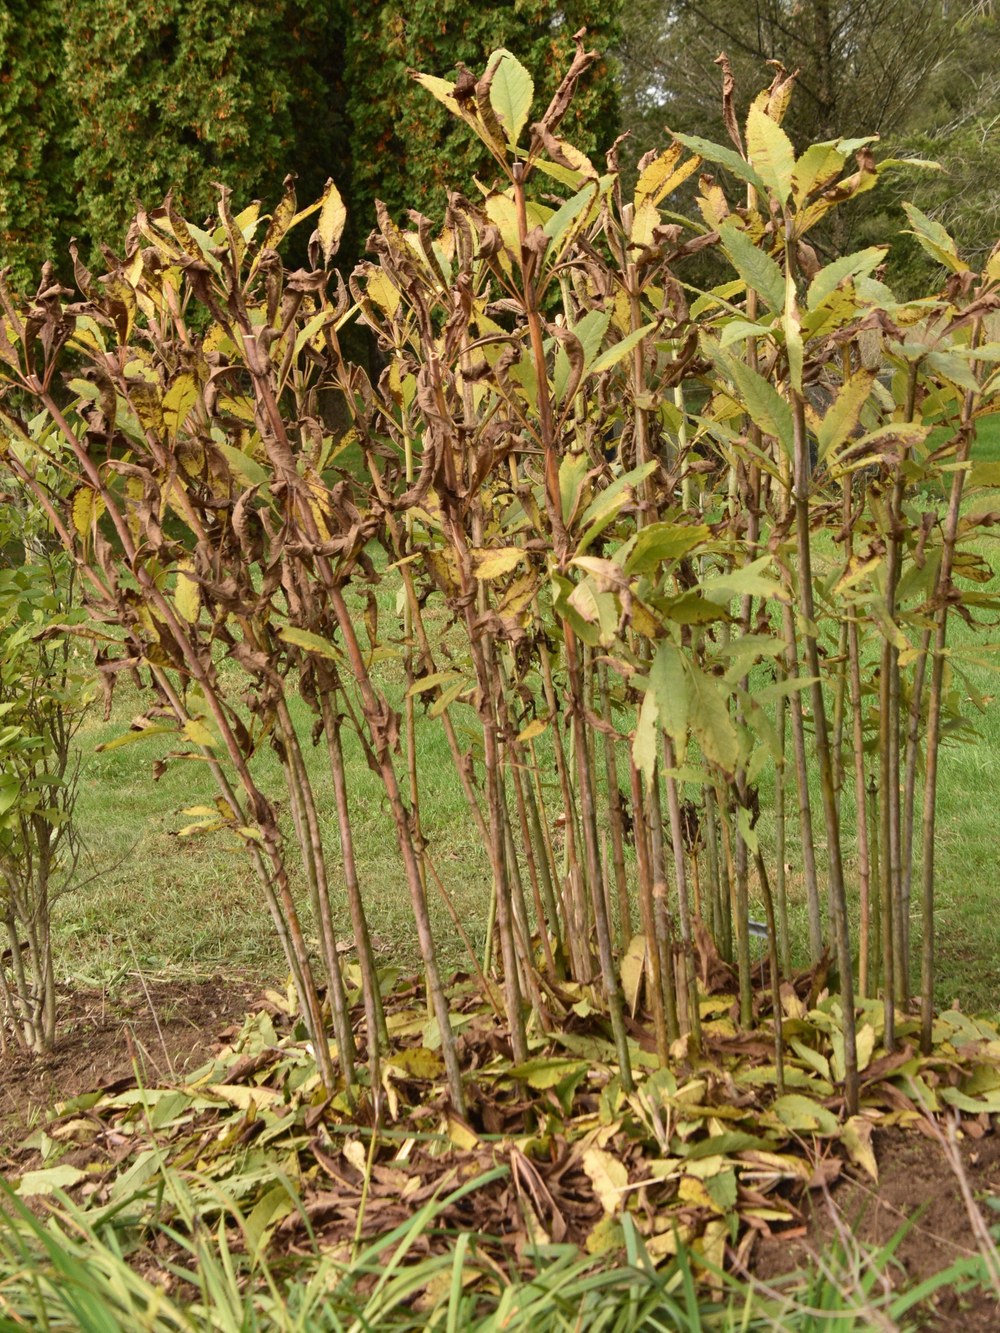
[412,72,461,116]
[713,349,794,453]
[746,105,795,204]
[635,144,701,209]
[902,202,969,274]
[688,661,740,776]
[489,50,533,146]
[806,246,888,310]
[633,688,659,789]
[815,372,876,460]
[771,1094,839,1135]
[588,323,657,376]
[718,220,785,313]
[647,638,689,749]
[625,522,710,574]
[217,443,269,489]
[791,142,847,205]
[671,133,766,194]
[508,1057,590,1090]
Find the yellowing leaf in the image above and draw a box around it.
[842,1115,878,1181]
[746,104,795,204]
[181,717,216,749]
[678,1175,715,1209]
[856,1022,876,1074]
[71,487,106,540]
[517,717,548,744]
[473,547,524,580]
[389,1046,444,1079]
[581,1146,628,1215]
[343,1138,368,1174]
[620,934,647,1016]
[17,1164,87,1196]
[631,198,660,249]
[278,626,342,661]
[317,179,347,264]
[446,1114,479,1151]
[635,144,701,209]
[585,1215,624,1255]
[175,559,200,624]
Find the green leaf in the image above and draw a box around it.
[647,639,689,749]
[701,556,782,605]
[718,220,785,313]
[559,452,590,526]
[633,688,659,789]
[902,202,969,274]
[488,50,533,146]
[746,105,795,204]
[506,1057,590,1089]
[806,245,888,310]
[771,1094,839,1135]
[688,661,740,776]
[588,322,658,376]
[625,522,710,575]
[554,307,611,399]
[714,349,794,453]
[576,461,656,553]
[671,133,766,194]
[216,443,269,489]
[0,776,20,817]
[542,180,600,247]
[278,626,342,661]
[17,1164,87,1196]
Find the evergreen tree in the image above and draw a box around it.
[343,2,621,237]
[0,0,77,290]
[0,2,621,283]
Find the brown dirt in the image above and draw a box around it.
[0,973,260,1161]
[752,1125,1000,1329]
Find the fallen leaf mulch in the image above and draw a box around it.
[3,967,1000,1327]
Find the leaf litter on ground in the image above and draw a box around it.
[7,941,1000,1301]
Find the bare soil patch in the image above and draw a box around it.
[753,1126,1000,1329]
[0,973,260,1161]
